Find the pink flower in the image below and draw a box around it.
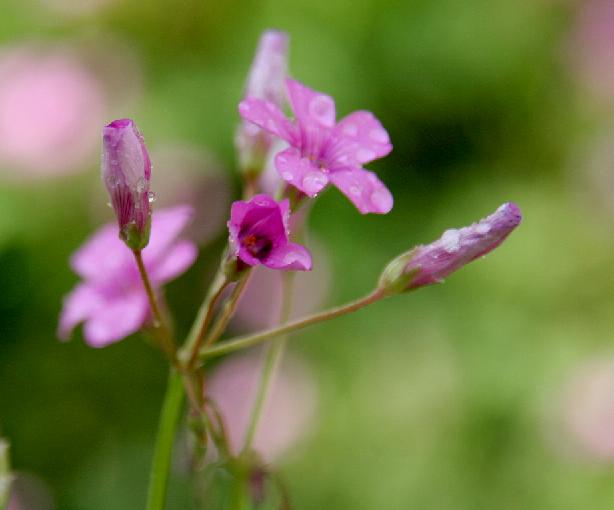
[235,30,289,173]
[102,118,152,249]
[58,206,197,347]
[228,194,312,271]
[380,202,522,293]
[207,352,318,463]
[238,79,393,214]
[0,47,105,177]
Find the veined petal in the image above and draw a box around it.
[330,168,393,214]
[238,98,295,143]
[328,111,392,168]
[264,242,312,271]
[286,79,336,129]
[151,240,198,283]
[83,291,149,348]
[275,147,329,197]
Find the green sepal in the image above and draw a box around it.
[121,215,152,251]
[378,249,421,296]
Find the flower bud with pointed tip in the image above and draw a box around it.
[101,118,152,250]
[235,30,289,176]
[379,202,522,295]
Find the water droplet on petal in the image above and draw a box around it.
[441,229,461,253]
[136,177,147,193]
[356,148,376,163]
[349,186,361,196]
[369,127,389,144]
[370,189,392,212]
[475,223,490,234]
[282,171,293,181]
[302,171,327,195]
[148,191,156,203]
[308,95,335,127]
[343,123,358,136]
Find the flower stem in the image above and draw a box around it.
[242,273,295,454]
[203,271,252,348]
[146,369,184,510]
[199,288,385,362]
[0,438,11,510]
[133,250,176,361]
[179,270,230,369]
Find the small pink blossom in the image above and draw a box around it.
[102,118,152,249]
[239,79,393,214]
[207,352,318,463]
[228,194,312,271]
[235,30,289,173]
[380,202,522,293]
[0,47,105,177]
[58,206,197,347]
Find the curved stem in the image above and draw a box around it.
[146,369,184,510]
[242,273,295,453]
[133,250,176,361]
[179,270,230,369]
[199,288,385,362]
[203,272,252,348]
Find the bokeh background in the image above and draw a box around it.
[2,0,614,508]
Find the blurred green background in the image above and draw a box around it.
[3,0,614,508]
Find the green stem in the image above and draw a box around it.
[0,439,11,510]
[199,288,385,362]
[133,250,176,361]
[146,369,185,510]
[242,273,295,454]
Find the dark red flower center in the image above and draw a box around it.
[241,233,273,260]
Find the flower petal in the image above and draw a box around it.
[286,79,336,129]
[238,98,295,143]
[329,111,392,167]
[264,242,312,271]
[83,291,149,348]
[330,168,393,214]
[57,283,105,340]
[142,205,194,266]
[70,224,132,282]
[151,240,198,283]
[275,147,329,197]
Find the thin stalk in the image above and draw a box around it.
[203,272,252,348]
[146,369,184,510]
[0,438,11,510]
[200,288,385,362]
[242,273,295,453]
[179,270,230,369]
[133,250,176,361]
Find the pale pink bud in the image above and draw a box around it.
[101,118,152,249]
[379,202,522,294]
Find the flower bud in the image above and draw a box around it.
[101,118,152,250]
[379,202,522,295]
[235,30,289,176]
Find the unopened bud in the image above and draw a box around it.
[101,118,152,250]
[379,202,522,295]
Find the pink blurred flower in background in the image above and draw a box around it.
[7,473,54,510]
[568,0,614,106]
[561,357,614,460]
[207,352,318,463]
[0,46,106,177]
[59,206,197,347]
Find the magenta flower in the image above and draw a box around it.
[380,202,522,293]
[228,194,311,271]
[235,30,289,173]
[238,79,393,214]
[101,118,152,249]
[58,206,197,347]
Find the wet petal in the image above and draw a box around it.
[286,79,336,129]
[275,147,329,197]
[264,242,312,271]
[329,111,392,167]
[151,240,198,283]
[83,291,149,348]
[238,98,295,143]
[330,168,393,214]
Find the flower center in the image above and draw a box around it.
[241,233,273,260]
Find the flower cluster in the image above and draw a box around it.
[57,29,522,508]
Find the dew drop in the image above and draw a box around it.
[342,123,358,136]
[148,191,156,203]
[136,177,147,193]
[356,148,376,163]
[282,171,293,181]
[441,229,461,253]
[302,171,327,194]
[308,95,335,127]
[370,189,392,212]
[349,186,361,196]
[475,223,490,235]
